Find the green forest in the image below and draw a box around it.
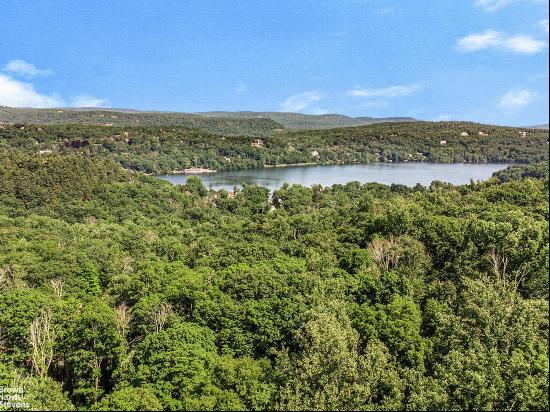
[0,121,547,174]
[0,108,417,131]
[0,117,548,410]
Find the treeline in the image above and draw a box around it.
[0,121,547,174]
[0,151,548,410]
[492,161,549,182]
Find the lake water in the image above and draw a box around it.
[157,163,510,192]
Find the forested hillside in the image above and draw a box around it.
[0,107,416,131]
[0,150,548,410]
[196,111,416,129]
[0,121,547,174]
[0,108,283,137]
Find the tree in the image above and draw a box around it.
[81,262,102,296]
[92,386,162,411]
[277,303,403,410]
[29,308,55,379]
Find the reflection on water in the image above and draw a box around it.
[157,162,510,192]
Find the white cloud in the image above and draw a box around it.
[347,84,422,98]
[457,30,546,54]
[0,73,64,107]
[71,94,109,108]
[475,0,545,12]
[3,59,52,77]
[499,89,536,108]
[539,19,549,33]
[504,34,547,53]
[0,60,108,109]
[280,91,323,112]
[457,30,503,51]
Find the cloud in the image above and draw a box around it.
[499,89,536,108]
[457,30,502,51]
[0,73,64,107]
[0,60,108,109]
[280,91,323,112]
[539,19,549,33]
[475,0,545,12]
[71,94,109,108]
[347,84,422,98]
[457,30,546,54]
[505,35,547,53]
[3,59,52,77]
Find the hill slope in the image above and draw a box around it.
[1,121,547,174]
[197,111,417,129]
[0,107,283,137]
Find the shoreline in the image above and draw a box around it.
[170,168,218,175]
[263,162,319,168]
[157,160,516,176]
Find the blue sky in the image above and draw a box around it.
[0,0,548,125]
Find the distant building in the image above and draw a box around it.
[478,131,488,136]
[518,131,527,138]
[251,139,264,148]
[460,132,469,137]
[311,150,319,157]
[440,140,447,145]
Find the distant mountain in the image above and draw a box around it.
[196,111,417,129]
[0,107,283,137]
[0,107,417,133]
[524,124,549,130]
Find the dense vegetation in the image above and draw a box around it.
[0,108,283,137]
[1,121,547,174]
[492,161,549,182]
[0,148,548,410]
[0,107,416,131]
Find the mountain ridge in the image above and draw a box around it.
[0,106,417,131]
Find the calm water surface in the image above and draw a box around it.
[157,163,510,192]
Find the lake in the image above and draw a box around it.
[157,162,511,192]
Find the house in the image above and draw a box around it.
[440,140,447,145]
[38,149,52,155]
[251,139,264,148]
[311,150,319,157]
[478,131,488,136]
[460,132,469,137]
[518,131,527,138]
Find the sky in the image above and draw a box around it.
[0,0,548,125]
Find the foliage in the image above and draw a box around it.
[0,141,548,410]
[0,121,547,174]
